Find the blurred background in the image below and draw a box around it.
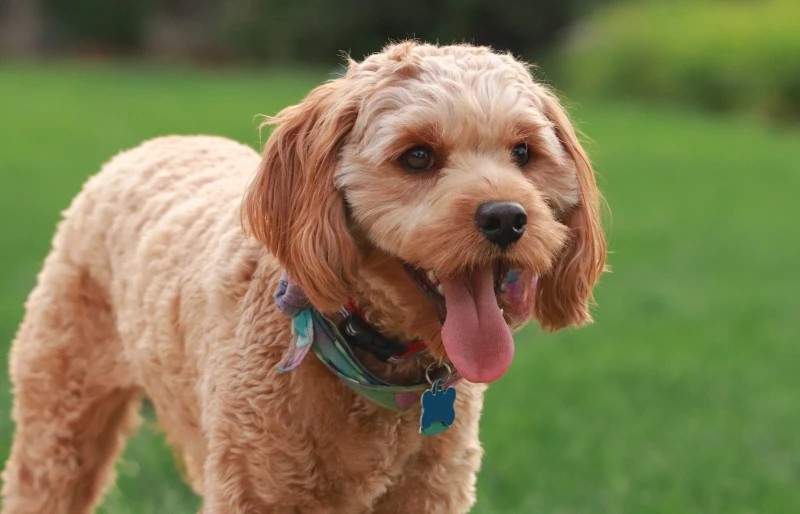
[1,0,798,512]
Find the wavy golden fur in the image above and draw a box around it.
[2,41,606,513]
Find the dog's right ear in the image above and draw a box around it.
[242,77,360,312]
[533,88,607,331]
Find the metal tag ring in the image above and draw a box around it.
[425,362,452,385]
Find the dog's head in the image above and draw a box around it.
[243,42,606,383]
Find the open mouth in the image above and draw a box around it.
[403,262,516,384]
[403,263,509,324]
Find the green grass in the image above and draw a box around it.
[1,61,798,513]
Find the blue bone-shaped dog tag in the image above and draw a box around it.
[419,379,456,436]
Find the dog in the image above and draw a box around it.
[2,41,606,513]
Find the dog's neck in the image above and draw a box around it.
[276,271,441,387]
[346,280,445,385]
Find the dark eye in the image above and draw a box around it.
[401,146,436,172]
[511,143,530,167]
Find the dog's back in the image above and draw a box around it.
[39,135,260,295]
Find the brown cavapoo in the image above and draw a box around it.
[2,41,606,513]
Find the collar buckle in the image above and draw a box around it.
[338,312,409,362]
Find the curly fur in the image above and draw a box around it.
[2,41,606,514]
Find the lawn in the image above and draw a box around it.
[1,61,798,514]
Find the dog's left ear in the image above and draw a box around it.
[242,77,359,312]
[534,89,607,331]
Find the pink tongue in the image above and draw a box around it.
[440,266,515,383]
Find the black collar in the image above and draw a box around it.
[337,305,427,363]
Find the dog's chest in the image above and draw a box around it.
[325,408,423,491]
[274,393,429,511]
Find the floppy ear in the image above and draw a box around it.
[534,89,607,331]
[242,78,359,312]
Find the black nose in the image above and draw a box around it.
[475,201,527,249]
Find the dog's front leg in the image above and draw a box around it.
[198,321,342,514]
[371,436,483,514]
[199,354,305,513]
[200,384,316,514]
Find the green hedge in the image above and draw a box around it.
[41,0,150,51]
[35,0,605,64]
[213,0,604,63]
[558,0,800,123]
